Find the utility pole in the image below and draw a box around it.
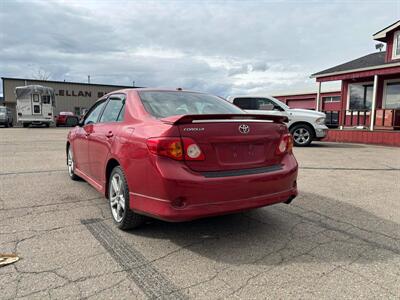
[88,75,90,84]
[132,81,135,87]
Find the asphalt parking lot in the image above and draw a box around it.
[0,128,399,299]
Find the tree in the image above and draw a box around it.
[31,68,51,80]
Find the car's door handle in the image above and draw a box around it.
[105,131,113,138]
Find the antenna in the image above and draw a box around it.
[375,43,384,52]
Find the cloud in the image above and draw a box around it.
[1,0,399,97]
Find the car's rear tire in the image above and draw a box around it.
[67,146,80,181]
[290,124,314,147]
[9,121,13,127]
[5,122,9,128]
[109,166,145,230]
[23,123,29,128]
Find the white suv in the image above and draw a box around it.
[227,95,328,146]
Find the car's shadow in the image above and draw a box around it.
[129,192,400,266]
[306,142,365,149]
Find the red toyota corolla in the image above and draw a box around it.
[67,89,298,230]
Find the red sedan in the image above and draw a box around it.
[56,112,79,127]
[67,89,298,230]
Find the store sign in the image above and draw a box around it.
[55,90,107,98]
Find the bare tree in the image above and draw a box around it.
[31,68,51,80]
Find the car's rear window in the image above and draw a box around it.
[139,91,243,118]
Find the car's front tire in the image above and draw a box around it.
[290,124,314,147]
[67,146,80,181]
[109,166,145,230]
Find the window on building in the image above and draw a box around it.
[348,84,373,110]
[322,96,341,103]
[74,107,87,116]
[32,94,39,102]
[393,30,400,59]
[74,107,81,116]
[384,82,400,109]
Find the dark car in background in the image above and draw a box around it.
[0,106,13,127]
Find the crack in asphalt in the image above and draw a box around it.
[300,166,400,171]
[0,196,104,212]
[0,169,65,176]
[283,205,400,253]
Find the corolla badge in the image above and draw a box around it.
[238,124,250,134]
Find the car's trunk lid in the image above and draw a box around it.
[162,114,288,172]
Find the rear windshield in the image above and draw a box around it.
[139,91,243,118]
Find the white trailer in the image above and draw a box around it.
[15,85,55,127]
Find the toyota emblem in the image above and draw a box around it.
[238,124,250,134]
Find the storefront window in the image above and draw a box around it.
[384,82,400,109]
[348,84,373,110]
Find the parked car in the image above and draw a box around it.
[0,106,13,127]
[66,89,298,230]
[227,95,328,146]
[55,112,79,127]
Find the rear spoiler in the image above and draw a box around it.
[161,114,289,125]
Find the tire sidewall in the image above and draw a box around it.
[109,166,130,227]
[67,145,79,180]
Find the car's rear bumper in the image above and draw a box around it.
[129,154,298,222]
[18,118,52,123]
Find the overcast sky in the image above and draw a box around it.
[1,0,399,97]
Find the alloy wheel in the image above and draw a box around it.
[293,128,311,145]
[67,148,74,176]
[109,173,125,222]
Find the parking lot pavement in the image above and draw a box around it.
[0,128,399,299]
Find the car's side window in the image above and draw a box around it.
[84,100,107,125]
[256,98,276,110]
[233,98,257,110]
[99,97,125,123]
[116,102,126,122]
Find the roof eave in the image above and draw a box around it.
[310,62,400,79]
[372,20,400,41]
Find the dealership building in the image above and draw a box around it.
[1,77,134,124]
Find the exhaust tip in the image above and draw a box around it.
[284,195,296,204]
[171,197,187,208]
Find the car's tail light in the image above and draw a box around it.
[147,137,183,160]
[183,138,205,160]
[276,134,293,155]
[147,137,204,161]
